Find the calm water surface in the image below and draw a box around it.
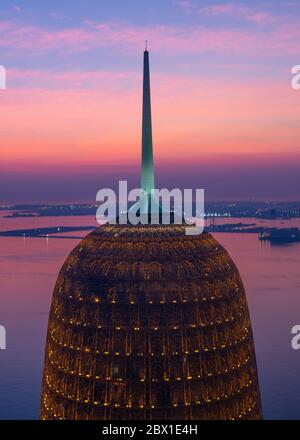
[0,214,300,419]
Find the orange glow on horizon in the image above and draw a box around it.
[1,73,300,172]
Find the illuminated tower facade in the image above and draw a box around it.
[40,48,262,420]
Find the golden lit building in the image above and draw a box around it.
[40,48,262,420]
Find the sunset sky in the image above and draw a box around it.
[1,0,300,202]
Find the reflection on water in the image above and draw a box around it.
[216,233,300,420]
[0,215,300,419]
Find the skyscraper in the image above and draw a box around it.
[40,48,262,420]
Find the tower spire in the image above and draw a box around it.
[141,45,155,201]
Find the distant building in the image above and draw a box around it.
[40,48,262,420]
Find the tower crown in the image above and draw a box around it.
[40,49,262,421]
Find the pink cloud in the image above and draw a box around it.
[49,12,67,21]
[1,19,300,56]
[9,68,139,90]
[173,1,194,14]
[0,20,94,53]
[245,12,277,25]
[189,2,279,25]
[199,3,238,16]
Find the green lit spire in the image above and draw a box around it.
[141,42,155,198]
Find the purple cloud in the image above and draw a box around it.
[0,19,300,56]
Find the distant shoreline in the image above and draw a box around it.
[0,223,299,239]
[1,201,300,220]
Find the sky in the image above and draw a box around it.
[0,0,300,202]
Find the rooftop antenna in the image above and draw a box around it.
[145,40,148,51]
